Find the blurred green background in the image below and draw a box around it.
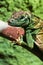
[0,0,43,65]
[0,0,43,21]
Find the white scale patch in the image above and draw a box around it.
[0,20,9,32]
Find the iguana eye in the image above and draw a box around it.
[10,18,14,22]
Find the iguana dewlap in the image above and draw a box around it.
[2,26,25,40]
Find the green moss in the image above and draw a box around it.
[0,37,43,65]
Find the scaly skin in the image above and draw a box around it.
[8,10,43,50]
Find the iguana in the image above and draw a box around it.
[8,10,43,50]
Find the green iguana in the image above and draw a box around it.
[8,10,43,50]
